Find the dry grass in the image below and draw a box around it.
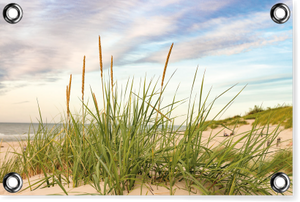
[68,74,72,98]
[98,36,103,78]
[66,86,69,116]
[82,56,86,138]
[161,43,174,88]
[111,55,114,93]
[82,56,86,102]
[92,92,99,115]
[66,74,72,122]
[98,36,105,113]
[156,43,174,123]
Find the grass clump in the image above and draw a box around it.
[203,104,292,130]
[244,105,292,129]
[0,38,293,195]
[205,117,248,130]
[246,105,265,115]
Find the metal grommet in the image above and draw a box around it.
[270,3,290,24]
[270,172,290,193]
[2,172,23,193]
[2,3,23,24]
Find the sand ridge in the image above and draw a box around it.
[0,121,293,195]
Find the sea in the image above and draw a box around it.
[0,122,59,142]
[0,122,186,142]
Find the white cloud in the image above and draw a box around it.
[141,11,292,63]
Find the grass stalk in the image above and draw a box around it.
[110,55,114,93]
[153,43,173,183]
[156,43,174,122]
[99,36,106,114]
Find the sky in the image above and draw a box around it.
[0,0,293,124]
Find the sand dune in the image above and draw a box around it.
[0,121,293,195]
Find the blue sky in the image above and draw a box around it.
[0,0,293,123]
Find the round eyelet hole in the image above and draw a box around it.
[270,172,290,193]
[2,172,23,193]
[3,3,23,24]
[270,3,290,24]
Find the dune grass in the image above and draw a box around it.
[204,105,292,130]
[0,39,293,195]
[245,105,292,129]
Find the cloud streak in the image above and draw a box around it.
[138,11,291,63]
[216,73,292,88]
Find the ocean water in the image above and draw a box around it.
[0,122,186,142]
[0,123,57,142]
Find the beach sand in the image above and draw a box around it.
[0,120,293,195]
[198,120,293,156]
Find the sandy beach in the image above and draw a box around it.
[0,120,293,196]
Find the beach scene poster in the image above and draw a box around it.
[0,0,293,196]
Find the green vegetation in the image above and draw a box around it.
[262,149,292,175]
[204,116,247,130]
[204,105,292,130]
[246,105,265,115]
[0,40,292,195]
[245,105,292,129]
